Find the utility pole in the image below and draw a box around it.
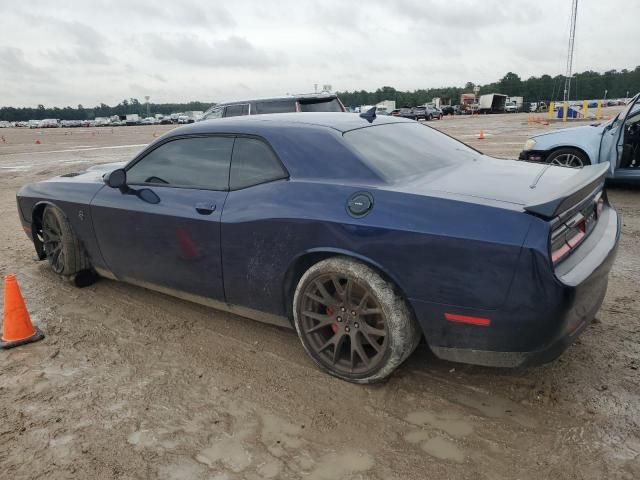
[563,0,578,102]
[145,95,151,117]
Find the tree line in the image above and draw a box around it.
[1,67,638,121]
[336,67,640,108]
[0,100,213,122]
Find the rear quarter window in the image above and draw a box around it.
[230,137,288,189]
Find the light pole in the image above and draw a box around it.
[145,95,150,117]
[473,85,480,111]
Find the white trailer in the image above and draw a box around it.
[376,100,396,112]
[478,94,507,113]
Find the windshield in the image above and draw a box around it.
[611,93,640,128]
[343,122,480,182]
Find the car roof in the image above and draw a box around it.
[167,112,413,135]
[213,93,338,107]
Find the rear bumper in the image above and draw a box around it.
[411,206,620,368]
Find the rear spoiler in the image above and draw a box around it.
[524,162,609,218]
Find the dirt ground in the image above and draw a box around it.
[0,111,638,480]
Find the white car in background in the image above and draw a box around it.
[520,93,640,182]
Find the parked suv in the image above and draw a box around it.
[200,94,346,120]
[413,105,442,121]
[397,106,417,120]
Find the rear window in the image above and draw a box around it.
[343,123,480,181]
[254,100,296,114]
[298,98,343,112]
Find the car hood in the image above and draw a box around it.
[394,156,587,209]
[86,161,126,174]
[41,161,127,185]
[530,123,606,141]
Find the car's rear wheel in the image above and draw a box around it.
[427,114,433,121]
[42,206,93,283]
[547,148,590,168]
[293,257,421,383]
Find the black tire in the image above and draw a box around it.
[293,257,421,384]
[427,114,433,121]
[41,206,91,280]
[546,148,590,168]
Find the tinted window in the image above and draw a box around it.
[127,137,234,190]
[202,108,223,120]
[254,100,296,114]
[298,98,343,112]
[343,123,480,181]
[230,137,287,189]
[224,104,250,117]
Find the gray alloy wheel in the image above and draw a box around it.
[41,206,91,279]
[293,257,421,384]
[547,148,590,168]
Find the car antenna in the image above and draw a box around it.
[359,107,376,123]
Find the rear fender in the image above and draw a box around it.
[283,247,411,319]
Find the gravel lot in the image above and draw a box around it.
[0,112,638,479]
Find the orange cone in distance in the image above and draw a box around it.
[478,129,485,140]
[1,274,44,349]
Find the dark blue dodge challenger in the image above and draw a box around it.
[17,113,620,383]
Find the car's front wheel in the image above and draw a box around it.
[546,148,590,168]
[293,257,421,383]
[41,206,93,284]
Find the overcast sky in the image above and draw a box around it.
[0,0,637,107]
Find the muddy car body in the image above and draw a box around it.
[17,113,619,382]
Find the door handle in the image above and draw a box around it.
[195,203,216,215]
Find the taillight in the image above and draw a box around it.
[551,193,602,265]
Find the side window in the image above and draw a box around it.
[224,104,249,118]
[127,137,234,190]
[254,100,296,114]
[230,137,287,190]
[203,108,223,120]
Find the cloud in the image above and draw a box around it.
[146,35,280,69]
[0,0,637,107]
[0,47,42,76]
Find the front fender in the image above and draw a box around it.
[531,127,604,163]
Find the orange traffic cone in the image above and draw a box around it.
[478,129,485,140]
[0,274,44,349]
[35,139,41,144]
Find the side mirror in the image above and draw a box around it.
[105,168,127,189]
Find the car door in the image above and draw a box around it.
[600,93,640,175]
[91,135,234,301]
[220,136,290,313]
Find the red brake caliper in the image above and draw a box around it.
[326,307,338,333]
